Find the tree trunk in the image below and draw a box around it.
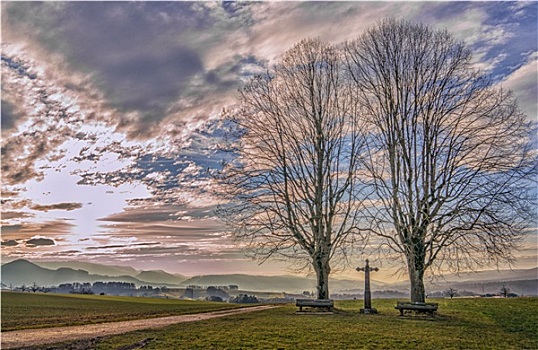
[313,254,331,299]
[407,258,426,303]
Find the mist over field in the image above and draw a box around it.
[2,259,536,297]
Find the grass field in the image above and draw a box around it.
[2,293,537,349]
[1,291,241,331]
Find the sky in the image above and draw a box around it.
[1,1,537,281]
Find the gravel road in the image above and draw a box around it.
[2,305,279,349]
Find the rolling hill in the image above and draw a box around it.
[0,260,183,287]
[34,261,139,277]
[34,260,187,284]
[136,270,187,285]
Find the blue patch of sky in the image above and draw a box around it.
[417,2,536,81]
[221,1,241,17]
[1,55,36,80]
[481,2,537,80]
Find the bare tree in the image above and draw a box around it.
[217,39,368,299]
[344,19,536,302]
[500,284,510,298]
[446,287,457,299]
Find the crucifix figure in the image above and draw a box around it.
[356,259,379,314]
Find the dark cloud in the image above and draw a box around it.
[1,240,19,247]
[26,238,55,246]
[3,2,213,128]
[2,2,263,140]
[1,99,21,131]
[30,202,83,212]
[0,224,24,234]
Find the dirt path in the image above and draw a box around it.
[2,305,279,349]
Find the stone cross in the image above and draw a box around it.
[356,259,379,314]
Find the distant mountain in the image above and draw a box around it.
[180,274,385,293]
[34,260,187,284]
[34,261,139,277]
[384,268,538,296]
[0,259,180,287]
[438,268,538,283]
[448,279,538,296]
[136,270,187,285]
[423,268,538,296]
[1,259,55,287]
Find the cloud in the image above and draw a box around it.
[92,204,237,263]
[0,2,445,141]
[1,2,535,275]
[2,2,236,138]
[26,237,56,246]
[501,52,538,119]
[1,99,23,132]
[29,202,83,212]
[1,211,35,220]
[99,205,210,223]
[1,45,109,186]
[0,221,74,241]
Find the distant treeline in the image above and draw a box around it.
[9,281,168,295]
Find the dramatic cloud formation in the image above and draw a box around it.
[1,2,536,278]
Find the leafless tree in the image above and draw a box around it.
[344,19,536,302]
[446,287,457,299]
[500,284,510,298]
[217,39,368,299]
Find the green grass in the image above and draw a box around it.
[1,291,241,331]
[3,293,537,349]
[59,298,538,350]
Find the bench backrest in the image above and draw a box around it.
[296,299,334,306]
[396,301,438,307]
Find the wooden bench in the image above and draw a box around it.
[296,299,334,312]
[395,301,438,315]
